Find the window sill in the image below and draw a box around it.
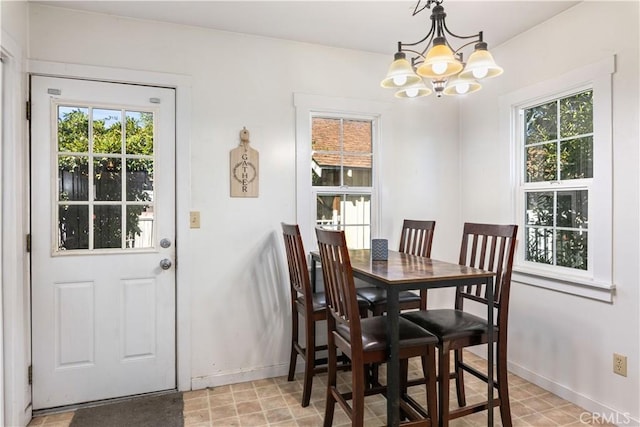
[512,267,615,303]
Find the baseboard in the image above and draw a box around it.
[191,363,291,390]
[506,360,638,426]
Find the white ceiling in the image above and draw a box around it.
[34,0,580,55]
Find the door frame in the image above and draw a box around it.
[2,29,30,427]
[27,60,192,399]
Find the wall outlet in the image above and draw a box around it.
[613,353,627,377]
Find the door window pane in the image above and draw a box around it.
[94,205,122,249]
[58,205,89,250]
[58,106,89,153]
[93,109,122,154]
[126,111,154,155]
[126,205,154,249]
[94,157,122,201]
[126,158,154,202]
[58,155,89,201]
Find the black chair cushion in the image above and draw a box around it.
[401,309,493,341]
[298,292,370,313]
[336,316,437,352]
[356,287,421,305]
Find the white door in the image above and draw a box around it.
[30,76,176,409]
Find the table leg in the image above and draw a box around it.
[486,277,494,427]
[386,287,400,427]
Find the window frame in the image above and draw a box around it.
[294,93,388,252]
[501,57,615,302]
[519,87,593,274]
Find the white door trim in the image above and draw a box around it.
[2,29,30,427]
[27,60,192,395]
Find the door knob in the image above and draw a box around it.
[160,259,172,270]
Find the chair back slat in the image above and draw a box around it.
[316,228,362,350]
[281,223,313,307]
[398,220,436,309]
[399,220,436,257]
[455,223,518,313]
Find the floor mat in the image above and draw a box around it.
[69,392,183,427]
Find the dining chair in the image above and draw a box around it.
[281,223,369,407]
[402,222,518,427]
[315,227,438,427]
[357,220,436,315]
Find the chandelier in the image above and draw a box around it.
[381,0,503,98]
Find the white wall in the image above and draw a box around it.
[1,1,31,426]
[27,4,461,391]
[459,1,639,422]
[1,0,28,48]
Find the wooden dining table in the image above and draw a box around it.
[310,249,496,427]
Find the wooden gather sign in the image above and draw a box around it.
[230,127,259,197]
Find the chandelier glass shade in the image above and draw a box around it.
[381,0,503,98]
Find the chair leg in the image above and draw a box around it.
[400,359,409,397]
[454,348,466,407]
[497,348,513,427]
[438,343,452,427]
[399,359,411,422]
[288,310,299,382]
[301,320,316,407]
[422,349,438,424]
[323,332,338,427]
[351,361,366,427]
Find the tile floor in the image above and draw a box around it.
[28,352,614,427]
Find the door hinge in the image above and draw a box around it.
[26,234,31,253]
[26,101,31,121]
[28,365,33,385]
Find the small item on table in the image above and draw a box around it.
[371,238,388,261]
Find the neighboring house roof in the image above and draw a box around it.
[312,117,372,169]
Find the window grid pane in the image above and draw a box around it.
[524,190,588,270]
[311,117,373,188]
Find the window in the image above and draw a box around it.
[522,90,592,271]
[295,94,388,251]
[504,57,614,301]
[56,104,155,251]
[312,116,373,249]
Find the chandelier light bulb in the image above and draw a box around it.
[393,75,408,86]
[472,67,489,79]
[405,87,420,97]
[455,82,470,94]
[432,62,448,75]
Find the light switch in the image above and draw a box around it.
[190,211,201,228]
